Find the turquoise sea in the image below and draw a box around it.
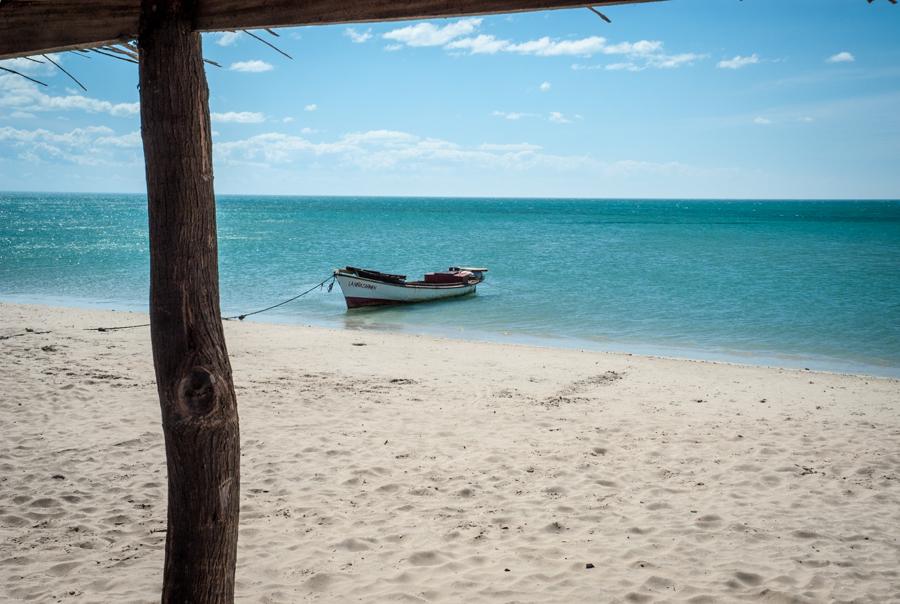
[2,193,900,376]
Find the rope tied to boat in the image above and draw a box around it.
[224,274,335,321]
[84,274,335,331]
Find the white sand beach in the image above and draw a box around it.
[1,302,899,603]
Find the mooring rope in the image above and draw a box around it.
[83,274,335,332]
[223,275,335,322]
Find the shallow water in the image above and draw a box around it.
[2,193,899,375]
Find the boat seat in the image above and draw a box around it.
[424,272,468,284]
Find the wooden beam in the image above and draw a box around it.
[139,0,240,601]
[0,1,139,60]
[195,0,664,32]
[0,0,663,60]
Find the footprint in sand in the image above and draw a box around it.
[642,575,676,590]
[48,561,81,576]
[791,529,822,540]
[29,497,58,508]
[333,538,372,552]
[0,515,30,527]
[733,571,764,586]
[304,573,334,590]
[407,550,447,566]
[695,514,723,529]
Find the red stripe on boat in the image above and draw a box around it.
[344,297,404,309]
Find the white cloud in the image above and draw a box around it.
[575,49,706,73]
[602,40,662,55]
[654,53,707,69]
[382,19,701,70]
[383,18,482,47]
[717,54,760,69]
[0,59,44,80]
[753,116,772,125]
[492,110,536,121]
[217,128,549,170]
[50,96,138,116]
[506,36,606,57]
[3,121,702,192]
[603,62,640,72]
[229,60,274,73]
[445,35,509,55]
[344,27,373,44]
[478,142,542,153]
[283,117,295,123]
[216,32,243,47]
[212,111,266,124]
[493,110,577,124]
[539,81,551,92]
[827,51,855,64]
[444,34,676,59]
[0,125,112,144]
[0,74,138,117]
[95,130,142,148]
[0,125,143,166]
[304,104,317,112]
[215,127,693,180]
[0,54,63,77]
[386,22,609,57]
[341,129,416,145]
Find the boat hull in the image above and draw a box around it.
[335,273,477,309]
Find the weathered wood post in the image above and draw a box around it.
[138,1,240,601]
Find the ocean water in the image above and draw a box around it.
[2,193,900,376]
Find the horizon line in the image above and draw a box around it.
[3,190,899,202]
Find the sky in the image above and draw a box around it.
[0,0,898,199]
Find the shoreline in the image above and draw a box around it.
[2,297,898,380]
[2,302,899,602]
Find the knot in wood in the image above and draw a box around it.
[177,367,217,417]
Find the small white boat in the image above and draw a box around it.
[334,266,487,309]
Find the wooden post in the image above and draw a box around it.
[138,1,240,602]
